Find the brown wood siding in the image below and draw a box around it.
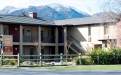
[9,25,20,42]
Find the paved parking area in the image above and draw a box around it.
[0,69,121,75]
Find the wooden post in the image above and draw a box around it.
[60,53,63,65]
[97,53,99,64]
[40,53,42,66]
[0,53,2,66]
[17,53,20,67]
[78,53,81,65]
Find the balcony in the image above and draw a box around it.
[23,36,38,42]
[23,36,55,43]
[41,36,55,43]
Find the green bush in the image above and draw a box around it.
[90,48,121,65]
[81,56,94,65]
[10,60,17,65]
[72,56,80,65]
[72,56,93,65]
[2,59,17,65]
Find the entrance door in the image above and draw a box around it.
[27,29,31,42]
[30,47,34,59]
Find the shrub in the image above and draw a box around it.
[90,48,121,65]
[2,59,17,65]
[10,60,16,65]
[81,56,94,65]
[72,55,93,65]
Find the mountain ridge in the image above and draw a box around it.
[0,3,91,20]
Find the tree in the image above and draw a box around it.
[64,40,73,54]
[99,0,121,48]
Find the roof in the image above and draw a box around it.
[54,16,116,26]
[0,14,116,26]
[0,15,55,26]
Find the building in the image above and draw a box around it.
[0,12,117,58]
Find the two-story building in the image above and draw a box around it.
[0,12,117,58]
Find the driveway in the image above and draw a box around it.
[0,67,121,75]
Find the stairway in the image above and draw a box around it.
[67,36,86,54]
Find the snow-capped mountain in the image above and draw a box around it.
[0,3,91,20]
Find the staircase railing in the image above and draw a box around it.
[67,36,86,54]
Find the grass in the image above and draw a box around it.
[0,68,20,70]
[34,65,121,70]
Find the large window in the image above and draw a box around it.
[104,25,108,35]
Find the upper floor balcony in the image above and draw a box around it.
[22,36,55,43]
[13,35,64,43]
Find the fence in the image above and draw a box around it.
[0,53,121,66]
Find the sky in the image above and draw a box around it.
[0,0,110,15]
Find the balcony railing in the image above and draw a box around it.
[23,36,38,42]
[41,36,55,43]
[23,36,55,43]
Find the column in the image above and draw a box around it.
[64,27,67,54]
[55,27,58,54]
[0,24,3,35]
[38,26,41,54]
[20,25,23,55]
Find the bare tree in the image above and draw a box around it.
[34,41,45,55]
[100,0,121,48]
[64,40,73,54]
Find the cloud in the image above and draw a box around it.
[0,0,29,9]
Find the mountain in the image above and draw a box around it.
[0,3,91,20]
[93,11,116,17]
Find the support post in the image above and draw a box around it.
[55,27,58,54]
[20,25,23,56]
[78,53,81,65]
[17,53,20,67]
[40,53,42,66]
[1,53,3,66]
[60,53,63,65]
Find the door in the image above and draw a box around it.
[9,25,19,42]
[27,29,32,42]
[41,30,44,42]
[58,28,64,43]
[13,45,19,58]
[30,47,34,59]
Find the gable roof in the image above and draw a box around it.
[0,15,55,26]
[54,16,116,26]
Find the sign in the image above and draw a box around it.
[2,35,13,53]
[3,46,13,52]
[2,35,13,46]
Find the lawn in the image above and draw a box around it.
[35,65,121,70]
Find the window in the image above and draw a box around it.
[23,29,24,36]
[27,30,30,32]
[4,27,7,35]
[104,25,108,35]
[88,26,91,36]
[41,30,44,41]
